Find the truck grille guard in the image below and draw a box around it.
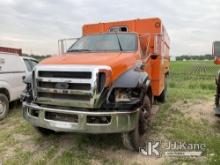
[32,65,111,108]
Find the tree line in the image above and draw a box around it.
[22,54,51,61]
[22,53,214,61]
[176,54,213,61]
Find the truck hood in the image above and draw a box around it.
[40,52,138,81]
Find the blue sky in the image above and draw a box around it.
[0,0,219,55]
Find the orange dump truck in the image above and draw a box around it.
[22,18,170,150]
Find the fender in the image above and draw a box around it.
[111,68,150,89]
[107,68,151,101]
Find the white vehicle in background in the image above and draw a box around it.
[0,47,38,120]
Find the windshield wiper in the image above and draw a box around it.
[67,49,91,52]
[114,32,123,51]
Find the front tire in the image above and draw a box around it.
[122,95,151,151]
[0,94,9,120]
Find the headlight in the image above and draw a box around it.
[115,91,131,102]
[114,88,138,103]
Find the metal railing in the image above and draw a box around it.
[58,38,79,55]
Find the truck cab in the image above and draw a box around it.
[22,18,170,150]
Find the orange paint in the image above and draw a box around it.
[41,18,170,97]
[215,57,220,65]
[41,52,139,81]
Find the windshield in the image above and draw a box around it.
[67,33,137,52]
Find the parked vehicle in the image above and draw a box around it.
[213,41,220,114]
[22,18,170,150]
[0,48,38,120]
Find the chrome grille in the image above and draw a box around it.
[38,71,92,79]
[34,65,111,108]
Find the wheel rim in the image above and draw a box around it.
[0,100,6,114]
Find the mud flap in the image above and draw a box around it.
[214,106,220,115]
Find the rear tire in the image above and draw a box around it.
[0,94,9,120]
[122,95,151,151]
[34,127,55,136]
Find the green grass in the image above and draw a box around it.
[1,60,220,165]
[153,61,220,165]
[169,61,217,98]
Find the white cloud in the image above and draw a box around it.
[0,0,219,55]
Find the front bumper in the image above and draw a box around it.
[22,102,139,134]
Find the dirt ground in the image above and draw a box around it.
[103,101,219,164]
[0,100,217,165]
[172,100,219,125]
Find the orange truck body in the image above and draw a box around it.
[22,18,171,144]
[82,18,170,96]
[42,18,170,97]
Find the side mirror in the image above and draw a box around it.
[213,41,220,57]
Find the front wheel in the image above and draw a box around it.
[0,94,9,120]
[122,95,151,151]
